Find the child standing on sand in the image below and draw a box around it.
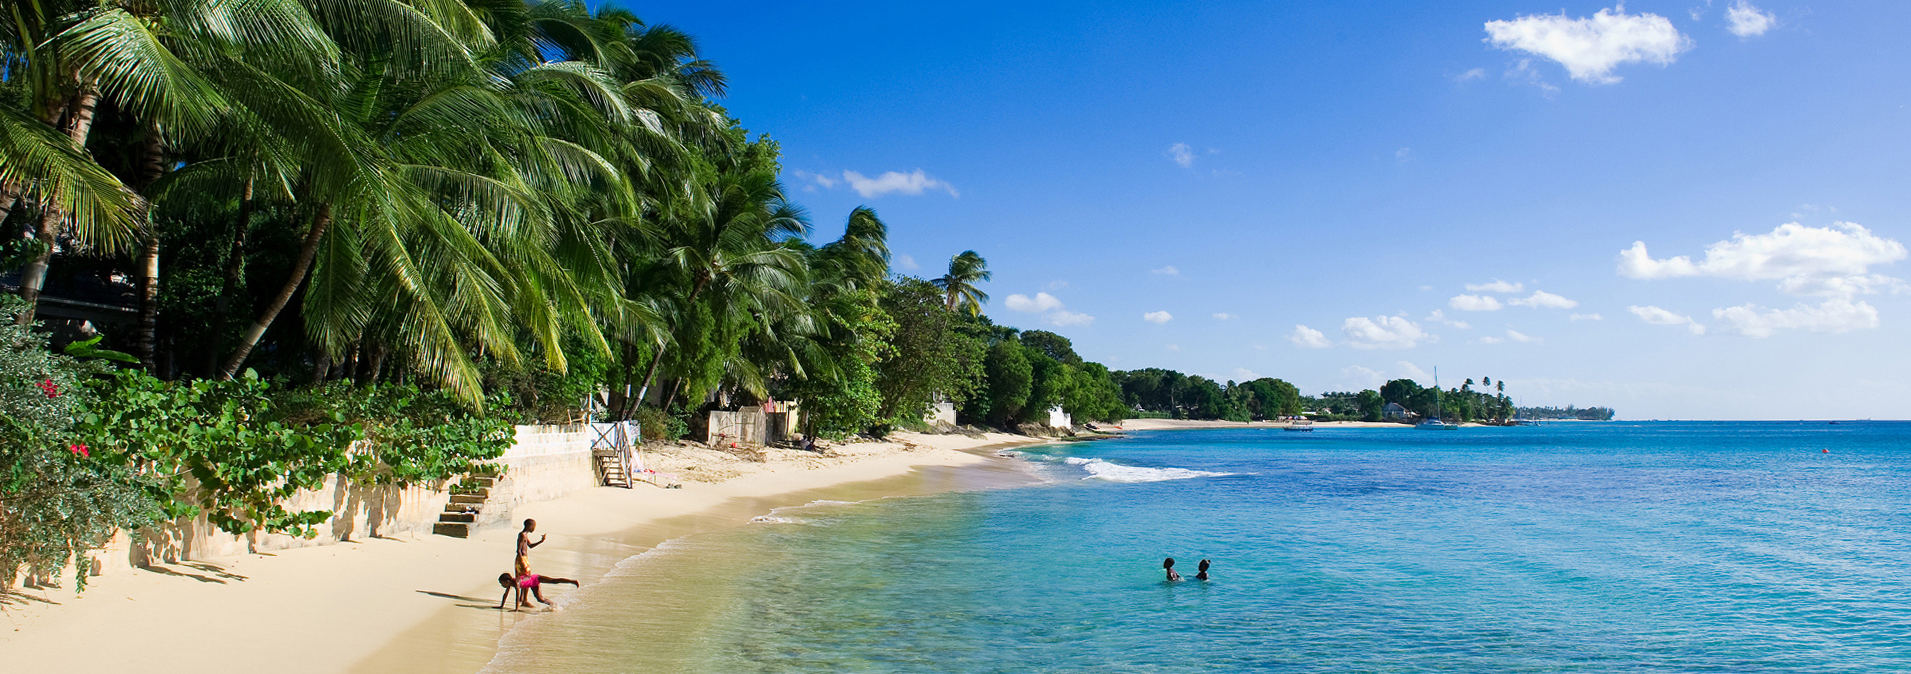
[515,519,546,606]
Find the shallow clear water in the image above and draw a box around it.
[485,422,1911,673]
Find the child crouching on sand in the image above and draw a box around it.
[498,573,578,611]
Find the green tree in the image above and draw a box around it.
[931,250,990,315]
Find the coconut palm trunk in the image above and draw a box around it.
[204,178,254,376]
[218,203,329,379]
[133,127,167,369]
[16,87,102,325]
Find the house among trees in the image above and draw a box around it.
[1382,402,1408,421]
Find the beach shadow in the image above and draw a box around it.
[0,588,59,608]
[416,589,506,611]
[138,564,231,584]
[179,562,247,582]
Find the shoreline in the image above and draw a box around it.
[0,431,1050,674]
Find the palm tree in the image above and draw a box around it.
[933,250,990,315]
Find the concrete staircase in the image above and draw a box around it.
[432,476,496,538]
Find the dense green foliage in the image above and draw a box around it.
[1515,405,1617,421]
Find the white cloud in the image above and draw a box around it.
[791,170,838,192]
[1453,68,1487,82]
[1629,305,1706,335]
[1618,223,1908,298]
[1150,265,1180,276]
[1505,58,1561,95]
[1466,279,1525,293]
[1342,365,1385,389]
[841,169,959,198]
[1506,329,1542,343]
[1425,309,1471,329]
[1484,6,1690,84]
[1725,1,1776,37]
[1046,310,1096,327]
[1342,316,1432,350]
[1289,325,1332,349]
[1395,147,1413,163]
[1231,368,1260,381]
[1165,344,1180,351]
[1507,290,1579,309]
[1213,313,1236,320]
[1450,294,1505,311]
[894,253,919,270]
[1712,299,1877,338]
[1045,280,1069,290]
[1479,336,1505,345]
[1396,361,1432,382]
[1167,143,1194,168]
[1143,311,1173,324]
[1570,312,1604,321]
[1004,292,1063,313]
[1005,292,1093,326]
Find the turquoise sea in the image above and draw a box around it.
[485,422,1911,673]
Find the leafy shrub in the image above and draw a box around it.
[0,297,159,590]
[75,370,362,538]
[634,405,687,442]
[269,383,514,486]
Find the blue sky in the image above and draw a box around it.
[630,0,1911,419]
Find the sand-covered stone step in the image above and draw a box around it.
[439,512,477,524]
[450,493,488,504]
[432,522,471,538]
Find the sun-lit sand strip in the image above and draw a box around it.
[0,431,1047,674]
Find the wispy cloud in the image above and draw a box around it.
[1144,311,1174,324]
[893,253,919,270]
[1452,67,1487,82]
[1485,6,1690,84]
[1629,305,1706,335]
[1046,310,1096,327]
[1395,147,1414,163]
[790,170,838,192]
[1466,279,1524,293]
[1570,312,1604,321]
[1508,290,1579,309]
[1005,292,1063,313]
[1212,313,1236,321]
[1342,316,1432,350]
[1505,329,1542,343]
[1713,299,1876,337]
[1167,143,1195,168]
[1006,292,1094,327]
[1150,265,1180,276]
[1289,325,1332,349]
[842,169,959,198]
[1426,309,1471,329]
[1450,294,1504,311]
[1726,1,1776,37]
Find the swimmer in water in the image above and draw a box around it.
[1164,557,1183,581]
[1195,559,1211,581]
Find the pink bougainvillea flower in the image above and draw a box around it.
[68,444,89,458]
[38,378,60,398]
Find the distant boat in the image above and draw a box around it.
[1515,419,1541,427]
[1418,367,1459,431]
[1284,419,1314,432]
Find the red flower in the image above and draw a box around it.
[37,378,59,398]
[68,444,89,458]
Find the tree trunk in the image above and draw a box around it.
[204,178,254,377]
[218,204,329,380]
[0,186,20,231]
[15,88,101,325]
[133,126,166,369]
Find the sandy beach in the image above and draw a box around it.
[0,431,1047,674]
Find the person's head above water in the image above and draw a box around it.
[1198,559,1210,573]
[1163,557,1175,569]
[522,518,537,532]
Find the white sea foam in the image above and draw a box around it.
[750,515,805,524]
[1062,457,1231,483]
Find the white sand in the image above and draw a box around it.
[0,431,1045,674]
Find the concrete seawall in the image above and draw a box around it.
[80,424,598,577]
